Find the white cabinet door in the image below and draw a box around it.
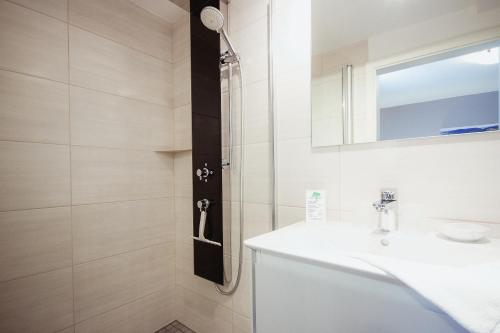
[253,252,467,333]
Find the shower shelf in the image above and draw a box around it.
[154,148,192,153]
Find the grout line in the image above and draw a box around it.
[74,242,176,267]
[0,266,73,286]
[0,205,71,214]
[4,0,175,65]
[69,83,174,108]
[68,24,174,64]
[125,0,176,33]
[0,196,175,214]
[0,138,178,153]
[66,0,76,327]
[0,139,69,147]
[0,67,174,109]
[4,0,68,23]
[176,283,233,312]
[74,284,176,327]
[55,325,75,333]
[71,143,176,153]
[0,66,68,85]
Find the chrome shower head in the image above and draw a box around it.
[200,6,224,32]
[200,5,239,61]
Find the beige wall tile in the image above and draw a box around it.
[75,286,175,333]
[0,268,73,333]
[174,242,232,308]
[0,1,68,82]
[74,243,174,321]
[233,312,252,333]
[175,264,232,309]
[174,151,192,198]
[231,17,268,86]
[0,207,71,282]
[174,197,193,248]
[69,27,172,106]
[173,58,191,108]
[56,327,75,333]
[228,0,268,34]
[242,80,270,145]
[231,203,272,260]
[243,142,272,204]
[174,104,192,151]
[70,86,173,150]
[73,198,175,264]
[231,259,252,318]
[277,205,305,228]
[9,0,68,21]
[0,70,69,144]
[0,141,70,211]
[69,0,172,62]
[175,286,232,333]
[173,16,190,63]
[71,146,174,205]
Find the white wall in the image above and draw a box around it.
[275,0,500,237]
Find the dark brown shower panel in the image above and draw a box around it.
[190,0,224,285]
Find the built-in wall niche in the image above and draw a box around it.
[310,0,500,146]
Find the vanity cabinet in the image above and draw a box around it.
[251,251,467,333]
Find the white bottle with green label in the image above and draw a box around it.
[306,190,326,223]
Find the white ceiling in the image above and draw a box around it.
[312,0,476,55]
[378,48,500,108]
[130,0,187,24]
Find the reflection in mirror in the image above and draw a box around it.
[311,0,500,146]
[378,42,499,141]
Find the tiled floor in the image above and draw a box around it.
[156,321,196,333]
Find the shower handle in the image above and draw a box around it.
[196,163,214,182]
[193,199,221,247]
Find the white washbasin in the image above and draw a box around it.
[245,222,500,278]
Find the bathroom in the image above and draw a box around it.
[0,0,499,332]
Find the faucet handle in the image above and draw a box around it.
[381,190,396,202]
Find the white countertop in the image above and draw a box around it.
[244,222,500,279]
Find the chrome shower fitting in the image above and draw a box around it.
[200,5,245,296]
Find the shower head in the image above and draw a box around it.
[200,6,239,61]
[200,6,224,32]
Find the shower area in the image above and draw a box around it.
[0,0,272,332]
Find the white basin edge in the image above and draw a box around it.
[244,222,392,279]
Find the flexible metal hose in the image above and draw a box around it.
[215,60,244,296]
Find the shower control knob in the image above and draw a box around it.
[197,199,210,211]
[196,163,214,182]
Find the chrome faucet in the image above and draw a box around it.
[373,190,398,232]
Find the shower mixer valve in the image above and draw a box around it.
[197,199,210,211]
[196,163,214,182]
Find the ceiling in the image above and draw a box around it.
[312,0,477,55]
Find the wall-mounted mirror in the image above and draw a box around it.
[311,0,500,146]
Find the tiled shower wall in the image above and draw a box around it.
[174,0,272,332]
[0,0,177,331]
